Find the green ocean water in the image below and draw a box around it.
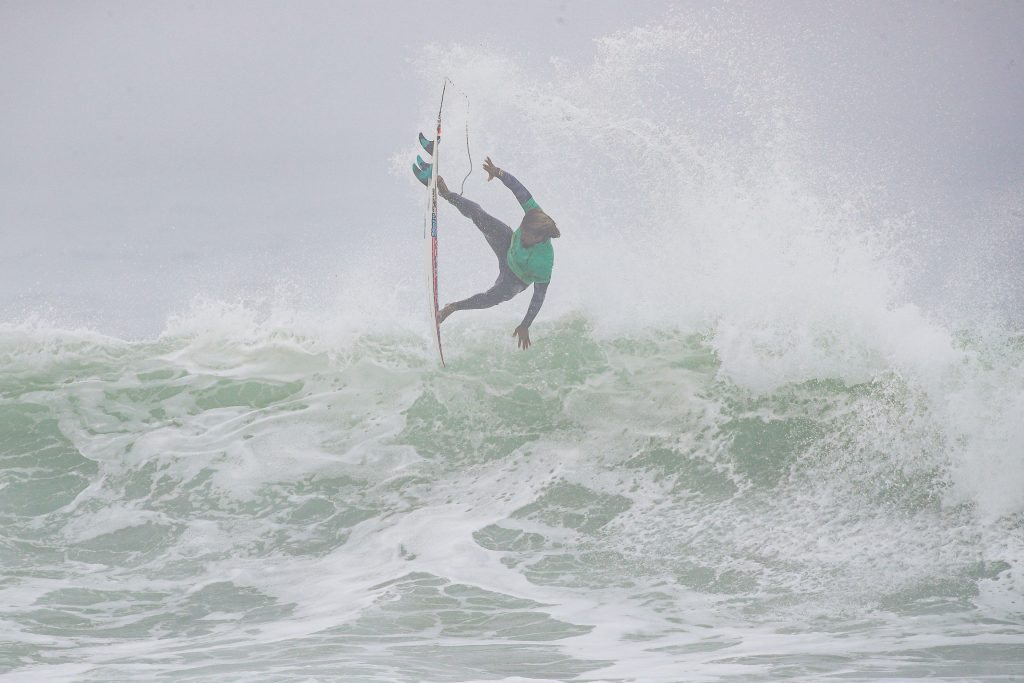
[1,315,1022,681]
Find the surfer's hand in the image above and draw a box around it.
[512,325,531,350]
[436,176,450,198]
[483,157,500,181]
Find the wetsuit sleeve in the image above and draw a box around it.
[520,281,549,329]
[497,169,541,212]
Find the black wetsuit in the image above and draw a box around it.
[444,172,549,329]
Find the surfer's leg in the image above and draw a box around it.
[450,285,518,312]
[446,194,513,264]
[444,270,527,318]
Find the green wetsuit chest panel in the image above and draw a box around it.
[507,227,554,284]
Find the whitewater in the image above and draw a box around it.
[3,8,1024,682]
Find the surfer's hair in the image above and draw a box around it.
[523,209,560,239]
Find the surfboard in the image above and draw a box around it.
[423,125,446,367]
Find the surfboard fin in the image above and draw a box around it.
[412,157,433,186]
[419,132,434,156]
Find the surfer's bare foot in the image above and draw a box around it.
[438,303,456,324]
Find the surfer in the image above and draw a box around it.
[415,156,559,350]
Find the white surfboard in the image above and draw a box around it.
[424,125,446,367]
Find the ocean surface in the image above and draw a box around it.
[1,306,1022,681]
[3,6,1024,681]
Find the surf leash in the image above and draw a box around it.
[437,78,473,196]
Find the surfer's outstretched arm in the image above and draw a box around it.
[483,157,540,212]
[511,282,549,350]
[520,282,548,329]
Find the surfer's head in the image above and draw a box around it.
[522,209,560,239]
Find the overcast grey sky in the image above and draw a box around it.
[1,1,1022,334]
[1,0,680,331]
[2,0,683,230]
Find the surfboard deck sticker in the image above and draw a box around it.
[424,126,446,367]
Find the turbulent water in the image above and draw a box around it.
[4,6,1024,682]
[1,309,1022,682]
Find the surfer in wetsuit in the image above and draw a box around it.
[415,157,559,350]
